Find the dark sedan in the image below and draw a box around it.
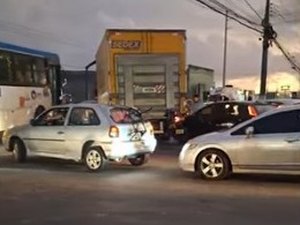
[181,101,275,141]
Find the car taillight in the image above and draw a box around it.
[248,105,258,117]
[109,126,119,138]
[174,115,181,123]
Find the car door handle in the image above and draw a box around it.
[57,131,64,135]
[285,138,300,143]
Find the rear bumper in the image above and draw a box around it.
[101,137,157,160]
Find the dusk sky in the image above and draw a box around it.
[0,0,299,93]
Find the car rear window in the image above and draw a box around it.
[110,107,142,123]
[254,104,276,114]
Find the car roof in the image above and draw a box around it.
[205,100,269,105]
[196,100,270,110]
[256,104,300,116]
[51,103,133,110]
[259,98,300,105]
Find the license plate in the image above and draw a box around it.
[175,129,184,134]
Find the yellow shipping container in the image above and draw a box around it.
[96,29,187,133]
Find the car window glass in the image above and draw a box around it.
[254,104,277,114]
[210,104,226,124]
[196,105,213,122]
[199,105,212,116]
[253,110,300,134]
[35,107,69,126]
[232,110,300,135]
[110,107,142,123]
[68,108,100,126]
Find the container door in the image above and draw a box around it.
[116,55,179,120]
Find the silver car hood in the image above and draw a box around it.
[8,124,30,134]
[188,130,229,144]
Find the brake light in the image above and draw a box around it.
[248,105,258,117]
[109,126,119,138]
[174,115,181,123]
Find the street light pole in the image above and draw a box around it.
[222,10,228,87]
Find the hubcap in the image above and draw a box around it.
[200,153,224,178]
[86,150,102,169]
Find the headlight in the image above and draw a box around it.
[182,143,198,152]
[2,129,9,138]
[187,144,198,150]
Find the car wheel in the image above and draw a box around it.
[128,154,149,166]
[196,150,230,180]
[84,147,105,172]
[12,138,27,163]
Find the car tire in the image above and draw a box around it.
[84,147,105,172]
[128,154,149,166]
[196,149,230,180]
[12,138,27,163]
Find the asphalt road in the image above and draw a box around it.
[1,142,300,225]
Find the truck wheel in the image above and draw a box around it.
[12,138,27,163]
[128,154,149,166]
[84,147,105,172]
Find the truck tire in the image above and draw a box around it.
[128,154,149,166]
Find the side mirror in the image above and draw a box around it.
[245,126,254,138]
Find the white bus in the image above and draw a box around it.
[0,41,61,135]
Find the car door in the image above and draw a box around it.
[187,104,217,136]
[64,107,102,158]
[25,107,69,155]
[232,110,300,171]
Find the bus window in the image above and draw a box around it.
[33,58,46,86]
[0,51,13,84]
[14,54,36,85]
[24,64,33,84]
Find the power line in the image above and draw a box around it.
[192,0,300,94]
[0,19,85,49]
[193,0,262,33]
[243,0,262,20]
[274,39,300,73]
[209,0,261,27]
[226,0,259,21]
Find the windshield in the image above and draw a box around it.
[110,107,142,123]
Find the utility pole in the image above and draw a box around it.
[259,0,274,98]
[85,60,96,100]
[222,10,228,87]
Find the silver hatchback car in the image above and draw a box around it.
[179,105,300,180]
[2,103,157,172]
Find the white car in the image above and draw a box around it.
[179,105,300,180]
[2,103,157,172]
